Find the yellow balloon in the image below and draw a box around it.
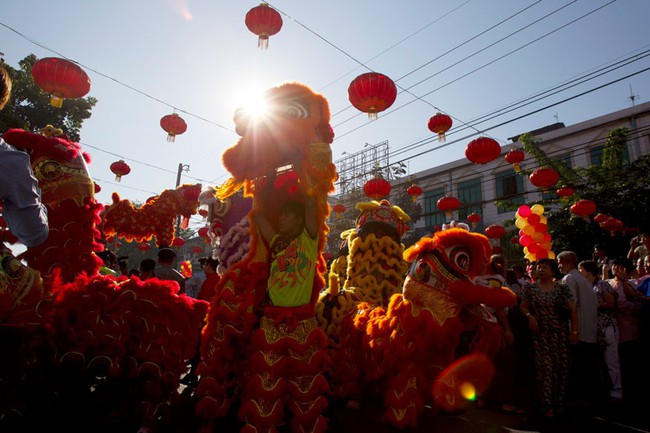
[515,211,521,219]
[540,215,547,224]
[548,251,556,259]
[523,224,535,235]
[523,247,530,255]
[515,218,527,229]
[531,204,545,215]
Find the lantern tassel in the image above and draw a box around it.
[258,35,270,50]
[115,174,121,182]
[438,132,446,143]
[368,112,378,121]
[50,95,64,108]
[513,163,520,172]
[167,133,176,143]
[445,211,452,220]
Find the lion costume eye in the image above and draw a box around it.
[412,260,432,282]
[280,99,310,118]
[448,247,471,271]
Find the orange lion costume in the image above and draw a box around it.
[195,82,336,433]
[338,226,516,428]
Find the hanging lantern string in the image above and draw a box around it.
[264,1,487,139]
[331,1,617,140]
[0,22,235,134]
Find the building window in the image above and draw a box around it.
[457,178,483,220]
[424,187,445,229]
[495,170,524,213]
[589,145,629,166]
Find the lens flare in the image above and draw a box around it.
[459,382,476,400]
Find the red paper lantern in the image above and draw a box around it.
[93,182,101,194]
[192,246,204,254]
[31,57,91,108]
[594,213,610,224]
[570,199,597,219]
[437,195,460,220]
[245,3,283,50]
[363,177,391,200]
[407,184,423,203]
[198,227,210,238]
[510,235,520,245]
[110,160,131,182]
[601,217,624,236]
[160,113,187,142]
[467,212,481,229]
[428,112,453,142]
[556,186,574,201]
[465,137,501,165]
[504,148,525,172]
[485,224,506,239]
[332,203,346,219]
[348,72,397,120]
[529,167,560,189]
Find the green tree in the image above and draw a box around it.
[0,54,96,141]
[512,128,650,260]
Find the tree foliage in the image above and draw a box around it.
[0,54,96,141]
[513,128,650,260]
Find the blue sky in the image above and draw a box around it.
[2,0,649,231]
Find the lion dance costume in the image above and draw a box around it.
[315,199,410,399]
[0,128,209,432]
[195,82,337,433]
[337,226,516,428]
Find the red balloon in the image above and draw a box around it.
[527,213,540,225]
[534,223,548,233]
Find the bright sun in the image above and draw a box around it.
[238,86,268,120]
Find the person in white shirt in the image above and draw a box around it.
[557,251,600,406]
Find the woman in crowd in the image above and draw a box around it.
[578,260,621,401]
[520,258,579,417]
[605,258,645,405]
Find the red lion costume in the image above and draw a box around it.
[2,127,104,283]
[195,82,336,433]
[0,127,209,432]
[338,227,516,428]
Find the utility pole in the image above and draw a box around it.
[175,163,190,234]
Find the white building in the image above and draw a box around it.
[404,101,650,233]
